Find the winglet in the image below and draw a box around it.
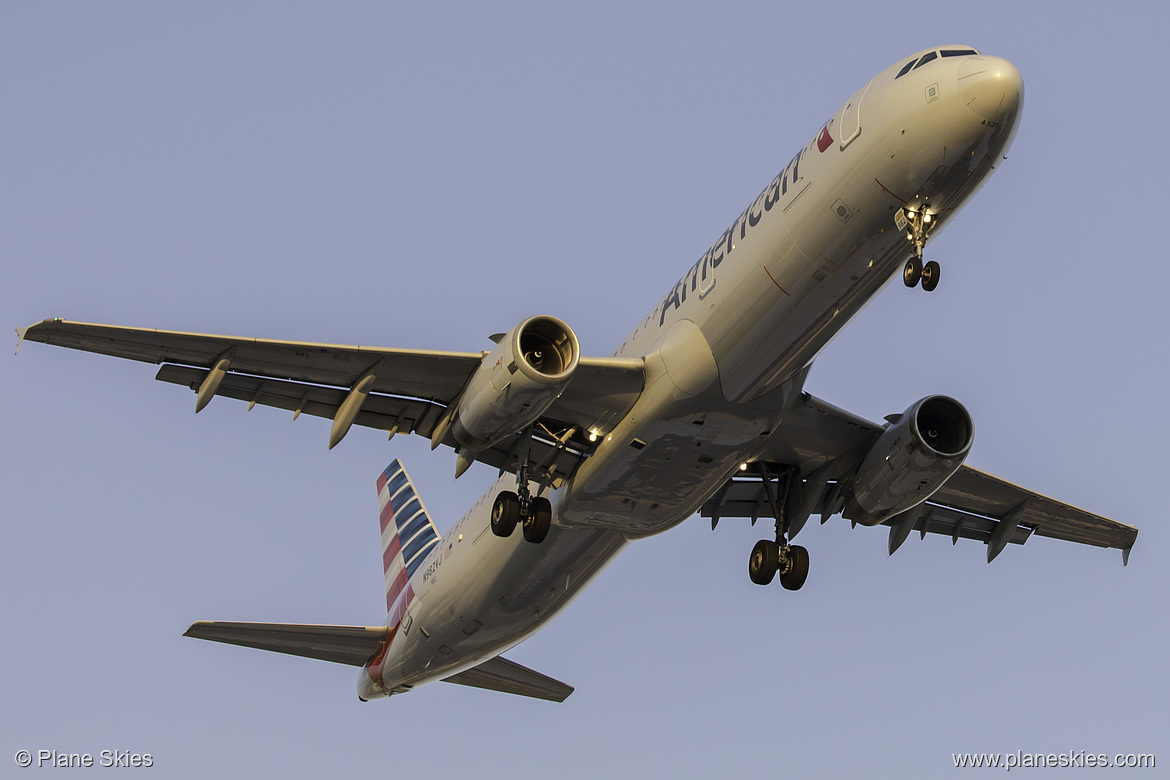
[15,317,65,355]
[1122,546,1132,567]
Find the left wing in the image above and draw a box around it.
[702,393,1138,564]
[17,318,644,485]
[18,318,480,399]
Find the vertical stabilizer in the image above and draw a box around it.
[376,460,440,626]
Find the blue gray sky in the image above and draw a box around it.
[3,2,1166,777]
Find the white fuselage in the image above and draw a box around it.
[359,47,1023,699]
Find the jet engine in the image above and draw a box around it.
[844,395,973,526]
[450,315,580,452]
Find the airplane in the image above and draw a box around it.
[17,45,1137,703]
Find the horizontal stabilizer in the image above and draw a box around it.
[442,656,573,702]
[184,621,388,667]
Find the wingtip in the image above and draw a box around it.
[15,318,67,355]
[183,620,211,638]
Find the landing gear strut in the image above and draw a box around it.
[490,437,551,544]
[747,464,810,590]
[898,205,940,292]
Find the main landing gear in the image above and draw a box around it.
[899,205,940,292]
[491,491,551,543]
[747,463,810,590]
[749,538,809,590]
[490,447,551,544]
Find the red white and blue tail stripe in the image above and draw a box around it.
[376,460,440,626]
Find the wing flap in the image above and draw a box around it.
[442,656,573,702]
[155,365,589,486]
[183,621,389,667]
[155,364,446,438]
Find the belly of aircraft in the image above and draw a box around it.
[370,498,628,694]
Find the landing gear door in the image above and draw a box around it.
[837,79,870,151]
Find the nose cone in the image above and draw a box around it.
[958,56,1023,122]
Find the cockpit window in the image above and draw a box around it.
[896,48,978,80]
[913,51,938,70]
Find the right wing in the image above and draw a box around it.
[701,392,1138,564]
[17,318,644,485]
[925,465,1138,563]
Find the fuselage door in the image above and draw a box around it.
[837,79,870,150]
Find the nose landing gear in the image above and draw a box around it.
[898,206,940,292]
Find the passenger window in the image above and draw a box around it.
[913,51,938,69]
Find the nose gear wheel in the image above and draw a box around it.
[920,260,940,292]
[897,205,940,292]
[903,256,923,287]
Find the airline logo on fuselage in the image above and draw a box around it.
[816,122,834,152]
[657,147,807,326]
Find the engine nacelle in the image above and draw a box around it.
[451,315,580,452]
[844,395,974,526]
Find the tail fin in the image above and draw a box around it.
[377,460,440,625]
